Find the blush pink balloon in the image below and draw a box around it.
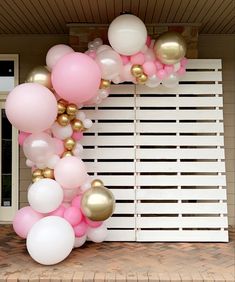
[146,35,151,47]
[177,66,186,76]
[73,220,88,237]
[155,60,164,70]
[5,83,57,133]
[121,63,136,82]
[18,131,30,146]
[53,138,64,156]
[130,52,145,65]
[51,52,101,104]
[157,69,167,80]
[87,51,96,59]
[49,204,66,217]
[180,57,188,67]
[120,55,130,65]
[72,132,83,141]
[13,206,43,238]
[54,156,87,189]
[63,188,79,202]
[64,206,82,226]
[71,195,82,209]
[143,61,156,76]
[85,217,103,228]
[164,65,174,74]
[46,44,74,70]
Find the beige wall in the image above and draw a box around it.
[0,34,234,227]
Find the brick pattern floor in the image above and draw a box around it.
[0,225,234,281]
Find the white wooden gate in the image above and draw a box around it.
[81,59,228,242]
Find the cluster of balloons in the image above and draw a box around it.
[5,13,187,266]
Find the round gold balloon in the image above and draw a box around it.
[91,179,104,188]
[57,114,70,126]
[62,151,73,157]
[68,114,76,121]
[26,66,52,89]
[42,168,54,179]
[100,79,111,89]
[64,137,76,151]
[32,175,44,183]
[81,185,115,221]
[71,119,84,132]
[66,104,77,116]
[153,31,187,65]
[136,73,148,84]
[57,102,66,114]
[32,169,43,178]
[131,64,144,78]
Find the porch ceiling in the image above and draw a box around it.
[0,0,234,35]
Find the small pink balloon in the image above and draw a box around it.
[143,61,156,76]
[71,195,82,209]
[73,220,88,237]
[130,52,145,65]
[155,60,163,70]
[13,206,43,238]
[53,137,64,156]
[146,35,152,47]
[85,217,103,228]
[49,204,66,217]
[52,52,101,104]
[180,57,188,67]
[121,63,136,82]
[18,131,30,146]
[64,206,82,226]
[177,66,186,76]
[120,55,130,65]
[157,69,167,80]
[164,65,174,74]
[46,44,74,70]
[88,51,96,59]
[72,132,83,141]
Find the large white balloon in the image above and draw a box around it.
[27,216,75,265]
[28,179,63,213]
[108,14,147,56]
[87,224,108,243]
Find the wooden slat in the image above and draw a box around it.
[81,148,135,159]
[106,217,135,228]
[186,59,222,69]
[106,230,135,241]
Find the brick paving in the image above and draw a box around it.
[0,225,234,281]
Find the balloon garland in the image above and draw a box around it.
[6,14,187,265]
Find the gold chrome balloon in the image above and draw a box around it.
[81,185,115,221]
[42,168,54,179]
[32,169,43,178]
[71,119,84,132]
[26,66,52,89]
[32,175,44,183]
[136,73,148,84]
[64,137,76,151]
[57,114,70,126]
[62,151,73,157]
[66,104,77,116]
[131,64,144,78]
[100,79,111,89]
[57,101,66,114]
[154,31,187,65]
[91,179,104,188]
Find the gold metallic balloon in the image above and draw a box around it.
[32,175,44,183]
[42,168,54,179]
[26,66,52,89]
[66,104,77,116]
[81,185,115,221]
[136,73,148,84]
[68,114,76,121]
[131,64,144,78]
[32,169,43,178]
[57,114,70,126]
[62,151,73,157]
[64,137,76,151]
[57,102,66,114]
[100,79,111,89]
[71,119,84,132]
[154,31,187,65]
[91,179,104,188]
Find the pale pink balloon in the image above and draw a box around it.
[143,61,156,76]
[49,204,66,217]
[18,131,30,146]
[54,156,87,189]
[64,206,82,226]
[23,132,55,164]
[120,55,130,65]
[146,35,152,47]
[155,60,164,70]
[87,51,96,59]
[157,69,167,80]
[72,132,83,141]
[121,63,136,82]
[73,220,88,237]
[52,52,101,104]
[5,83,57,133]
[144,48,155,62]
[46,44,74,70]
[63,188,79,202]
[53,138,64,156]
[85,217,103,228]
[71,195,82,209]
[130,52,145,65]
[164,65,174,74]
[180,57,188,67]
[177,66,186,76]
[13,206,43,238]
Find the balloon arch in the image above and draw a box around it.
[6,14,187,265]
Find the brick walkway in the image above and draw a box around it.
[0,225,234,281]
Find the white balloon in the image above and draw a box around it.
[46,154,60,169]
[162,73,179,88]
[74,235,87,248]
[88,41,95,50]
[144,48,155,62]
[87,224,108,243]
[174,62,181,72]
[51,122,73,140]
[93,38,103,48]
[72,143,83,157]
[26,216,75,265]
[28,179,63,213]
[80,180,91,192]
[83,119,93,129]
[98,88,110,99]
[146,75,161,88]
[96,44,112,54]
[26,159,34,168]
[108,14,147,56]
[76,111,86,121]
[36,162,47,169]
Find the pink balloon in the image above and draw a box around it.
[164,65,174,74]
[23,132,55,164]
[53,138,64,156]
[71,195,82,209]
[63,188,79,202]
[157,69,167,80]
[49,204,66,217]
[64,206,82,226]
[85,217,103,228]
[180,57,188,67]
[87,51,96,59]
[13,206,43,238]
[74,220,88,237]
[72,132,83,141]
[18,131,30,146]
[121,63,136,82]
[177,66,186,76]
[52,52,101,104]
[5,83,57,133]
[155,60,164,70]
[46,44,74,70]
[146,35,152,47]
[54,156,87,189]
[120,55,130,65]
[143,61,156,76]
[130,52,145,65]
